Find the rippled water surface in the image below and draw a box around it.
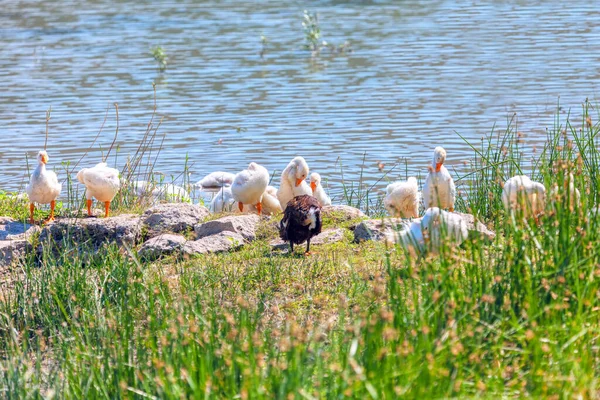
[2,1,600,201]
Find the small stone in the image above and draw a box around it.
[194,214,260,242]
[354,218,410,242]
[183,231,245,255]
[452,212,496,241]
[138,234,187,261]
[0,239,31,267]
[321,205,365,220]
[142,203,210,238]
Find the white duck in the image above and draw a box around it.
[423,147,456,211]
[26,150,62,224]
[277,156,312,209]
[387,208,467,256]
[152,184,190,203]
[549,173,580,211]
[211,186,236,213]
[386,219,426,258]
[384,177,419,218]
[310,172,331,206]
[77,162,121,217]
[195,171,236,192]
[231,162,269,214]
[262,185,283,215]
[420,207,468,254]
[502,175,546,218]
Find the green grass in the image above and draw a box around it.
[2,102,600,398]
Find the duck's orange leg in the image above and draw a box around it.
[29,203,35,224]
[87,199,93,216]
[46,200,56,223]
[104,201,111,218]
[238,202,244,212]
[256,202,262,215]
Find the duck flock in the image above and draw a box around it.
[24,145,567,255]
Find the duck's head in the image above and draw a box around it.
[310,172,321,192]
[37,150,49,165]
[287,157,309,187]
[432,147,447,172]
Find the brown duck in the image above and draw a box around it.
[279,195,322,254]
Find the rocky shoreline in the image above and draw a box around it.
[0,204,495,267]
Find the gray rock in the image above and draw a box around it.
[142,203,210,238]
[39,214,142,249]
[194,214,260,242]
[321,205,366,220]
[0,217,40,240]
[0,217,41,267]
[453,212,496,241]
[183,231,245,255]
[354,218,411,242]
[0,239,32,267]
[271,227,346,250]
[138,234,187,261]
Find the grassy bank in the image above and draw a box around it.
[1,103,600,398]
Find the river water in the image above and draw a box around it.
[1,1,599,204]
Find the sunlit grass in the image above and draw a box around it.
[1,102,600,397]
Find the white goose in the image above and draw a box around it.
[210,186,236,213]
[384,177,419,218]
[277,156,312,209]
[26,150,62,224]
[387,208,467,256]
[262,185,283,215]
[231,162,269,214]
[502,175,546,219]
[549,173,580,211]
[195,171,236,192]
[310,172,331,206]
[423,147,456,211]
[77,162,121,217]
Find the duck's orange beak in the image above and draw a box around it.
[310,182,317,193]
[41,154,49,164]
[295,178,303,187]
[435,163,442,172]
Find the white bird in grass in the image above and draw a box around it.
[310,172,331,206]
[152,184,190,203]
[77,163,121,217]
[387,207,468,256]
[502,175,546,219]
[423,147,456,211]
[384,177,419,218]
[549,173,580,211]
[231,162,269,215]
[195,171,236,192]
[26,150,62,224]
[277,157,312,209]
[210,186,236,213]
